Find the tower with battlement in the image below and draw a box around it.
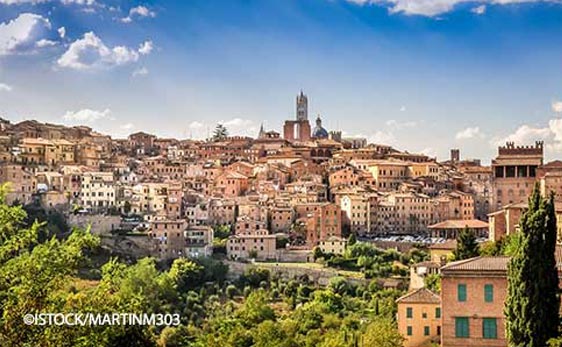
[491,141,544,210]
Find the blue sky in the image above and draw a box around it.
[1,0,562,162]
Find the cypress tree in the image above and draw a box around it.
[453,226,479,260]
[505,185,560,347]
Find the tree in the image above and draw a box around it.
[424,274,441,293]
[348,233,357,246]
[248,249,258,260]
[452,226,479,260]
[505,186,560,347]
[168,258,204,293]
[123,201,132,215]
[312,247,324,261]
[212,123,229,141]
[361,318,404,347]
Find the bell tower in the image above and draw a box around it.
[296,90,308,121]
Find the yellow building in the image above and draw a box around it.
[18,137,55,165]
[352,159,410,191]
[318,236,347,255]
[409,162,440,180]
[428,239,456,264]
[396,288,441,347]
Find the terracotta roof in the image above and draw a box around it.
[222,171,248,179]
[441,248,562,276]
[396,288,440,304]
[541,160,562,168]
[428,219,488,229]
[414,261,442,269]
[428,239,457,250]
[441,256,510,272]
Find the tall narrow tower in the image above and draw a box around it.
[296,90,308,121]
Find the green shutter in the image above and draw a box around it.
[424,326,430,336]
[455,317,469,338]
[458,284,467,302]
[406,307,413,318]
[482,318,497,339]
[407,326,413,336]
[436,307,441,318]
[484,284,494,302]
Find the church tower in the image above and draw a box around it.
[296,90,308,121]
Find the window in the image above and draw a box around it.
[455,317,469,338]
[422,312,427,319]
[483,318,497,339]
[484,284,494,302]
[457,284,467,302]
[424,326,430,336]
[406,307,413,318]
[407,326,412,336]
[435,307,441,318]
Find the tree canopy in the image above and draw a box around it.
[505,186,560,347]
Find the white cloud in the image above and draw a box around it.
[188,121,205,129]
[386,119,417,128]
[63,108,111,123]
[0,0,47,3]
[120,123,134,130]
[496,124,551,145]
[0,13,52,56]
[419,147,437,157]
[221,118,254,127]
[121,5,156,23]
[369,130,396,144]
[456,126,483,140]
[345,0,551,17]
[0,0,96,5]
[0,83,12,91]
[472,4,487,14]
[186,118,259,139]
[61,0,96,5]
[132,66,149,77]
[492,121,562,156]
[399,105,406,112]
[58,26,66,39]
[138,40,152,55]
[57,32,151,70]
[552,101,562,113]
[35,38,57,47]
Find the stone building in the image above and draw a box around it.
[149,219,188,259]
[491,141,543,210]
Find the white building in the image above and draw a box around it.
[80,172,116,210]
[184,226,214,258]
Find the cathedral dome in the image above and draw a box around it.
[312,115,329,139]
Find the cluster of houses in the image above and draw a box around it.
[3,93,562,346]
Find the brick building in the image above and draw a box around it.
[440,257,509,347]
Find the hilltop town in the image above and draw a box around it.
[1,92,561,346]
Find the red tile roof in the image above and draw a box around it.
[396,288,440,304]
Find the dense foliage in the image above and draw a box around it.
[0,185,405,347]
[505,186,560,347]
[314,242,428,279]
[452,226,479,260]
